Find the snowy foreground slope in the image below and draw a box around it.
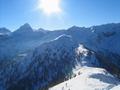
[49,67,120,90]
[111,85,120,90]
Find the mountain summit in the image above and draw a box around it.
[19,23,33,31]
[13,23,33,35]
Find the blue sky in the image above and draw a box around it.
[0,0,120,31]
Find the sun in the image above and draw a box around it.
[39,0,62,15]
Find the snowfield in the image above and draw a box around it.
[49,67,120,90]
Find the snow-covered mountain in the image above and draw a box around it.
[4,34,100,90]
[66,23,120,78]
[0,23,120,90]
[13,23,33,34]
[0,23,64,61]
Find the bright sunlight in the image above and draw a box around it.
[39,0,62,15]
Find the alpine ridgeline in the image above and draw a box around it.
[0,23,120,90]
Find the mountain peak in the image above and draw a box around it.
[38,28,45,31]
[36,34,74,54]
[19,23,32,30]
[68,25,85,31]
[14,23,33,34]
[36,28,49,33]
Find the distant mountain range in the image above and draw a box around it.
[0,23,120,90]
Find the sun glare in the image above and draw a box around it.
[39,0,62,15]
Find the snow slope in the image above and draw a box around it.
[49,67,120,90]
[111,85,120,90]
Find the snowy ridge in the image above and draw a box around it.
[49,67,120,90]
[33,34,75,55]
[52,34,72,41]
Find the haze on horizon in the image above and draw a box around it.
[0,0,120,31]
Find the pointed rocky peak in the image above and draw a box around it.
[14,23,33,34]
[19,23,33,31]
